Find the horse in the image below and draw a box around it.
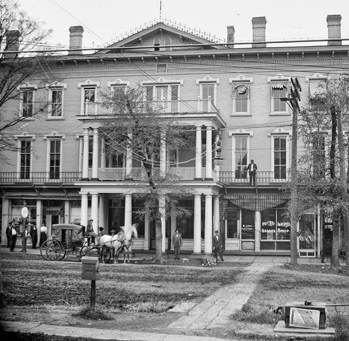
[98,224,138,264]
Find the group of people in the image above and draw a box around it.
[171,229,224,263]
[6,221,48,252]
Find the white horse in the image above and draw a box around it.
[99,224,138,264]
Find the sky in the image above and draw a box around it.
[19,0,349,50]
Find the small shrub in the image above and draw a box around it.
[72,306,113,320]
[232,303,284,325]
[331,314,349,341]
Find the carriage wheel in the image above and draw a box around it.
[56,250,67,261]
[41,240,62,261]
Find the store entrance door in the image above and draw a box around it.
[225,209,240,251]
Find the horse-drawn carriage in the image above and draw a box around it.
[39,224,111,262]
[39,223,137,263]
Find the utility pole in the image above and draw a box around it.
[282,78,302,265]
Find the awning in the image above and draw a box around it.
[223,195,289,211]
[271,83,287,90]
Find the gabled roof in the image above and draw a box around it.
[98,19,224,54]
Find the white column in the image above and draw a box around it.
[204,194,213,254]
[195,125,202,179]
[36,199,42,245]
[160,195,166,252]
[82,128,89,179]
[78,137,83,174]
[91,193,99,234]
[1,199,10,246]
[144,205,149,250]
[92,128,99,179]
[101,138,106,168]
[64,201,70,224]
[193,194,202,254]
[99,196,106,229]
[81,193,88,228]
[213,195,220,232]
[125,194,132,227]
[171,202,176,243]
[255,211,261,252]
[126,133,133,179]
[206,126,213,179]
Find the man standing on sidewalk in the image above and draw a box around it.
[172,229,182,260]
[212,230,224,262]
[9,224,18,252]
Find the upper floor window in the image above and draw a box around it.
[47,82,67,118]
[20,140,31,179]
[269,128,290,180]
[78,80,100,115]
[306,73,327,109]
[312,134,326,178]
[230,75,253,115]
[17,83,38,118]
[153,36,171,51]
[268,75,290,115]
[229,129,253,180]
[141,78,183,113]
[196,76,220,113]
[49,139,61,179]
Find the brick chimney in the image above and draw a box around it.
[227,26,235,48]
[252,16,267,48]
[69,26,84,55]
[327,15,342,46]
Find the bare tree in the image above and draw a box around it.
[0,0,54,161]
[100,86,195,262]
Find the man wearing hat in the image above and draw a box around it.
[212,230,224,262]
[172,229,182,260]
[247,159,258,186]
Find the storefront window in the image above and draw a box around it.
[299,214,315,249]
[226,210,239,238]
[261,208,290,250]
[241,209,255,239]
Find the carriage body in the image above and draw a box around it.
[40,224,83,261]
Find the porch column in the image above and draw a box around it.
[91,193,99,234]
[213,195,220,232]
[255,211,261,252]
[204,194,213,254]
[125,194,132,227]
[171,202,177,247]
[36,200,42,245]
[1,199,10,246]
[126,132,133,179]
[206,126,213,179]
[193,194,202,254]
[144,204,149,250]
[78,137,83,173]
[160,195,166,252]
[91,128,99,180]
[64,200,70,224]
[81,193,88,228]
[99,195,106,229]
[195,125,202,179]
[100,139,106,168]
[82,128,89,179]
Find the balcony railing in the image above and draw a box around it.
[81,99,219,116]
[218,171,289,184]
[0,172,82,183]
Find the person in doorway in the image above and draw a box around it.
[212,230,224,262]
[247,159,258,186]
[40,223,48,247]
[9,224,18,252]
[30,225,38,249]
[172,229,182,260]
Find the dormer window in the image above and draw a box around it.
[154,37,160,51]
[153,36,172,51]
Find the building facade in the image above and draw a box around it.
[1,15,348,256]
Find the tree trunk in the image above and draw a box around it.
[155,216,165,263]
[331,213,340,271]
